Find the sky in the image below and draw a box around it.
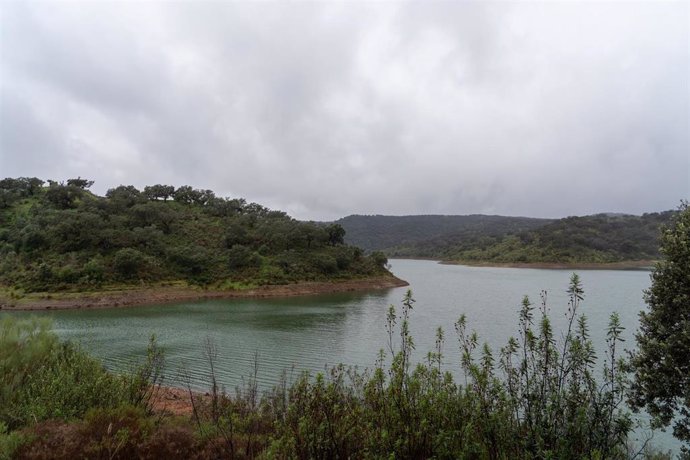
[1,1,688,221]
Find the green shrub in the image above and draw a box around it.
[370,250,388,268]
[311,254,338,275]
[0,318,163,431]
[227,244,260,270]
[112,248,148,280]
[11,342,129,426]
[81,257,105,285]
[0,317,57,427]
[0,422,28,460]
[267,279,634,459]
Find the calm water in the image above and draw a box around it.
[3,259,678,452]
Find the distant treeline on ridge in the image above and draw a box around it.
[337,211,675,264]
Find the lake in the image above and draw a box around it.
[3,259,678,453]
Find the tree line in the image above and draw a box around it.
[344,212,676,264]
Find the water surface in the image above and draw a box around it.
[5,260,653,388]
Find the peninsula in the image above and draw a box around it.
[0,177,406,310]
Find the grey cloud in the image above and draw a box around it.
[1,1,687,220]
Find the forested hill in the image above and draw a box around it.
[444,212,675,264]
[337,212,675,264]
[0,177,389,293]
[335,214,552,253]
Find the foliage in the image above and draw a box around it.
[266,281,634,459]
[337,212,674,264]
[337,213,551,253]
[0,177,388,292]
[0,316,58,426]
[450,213,673,264]
[0,421,27,460]
[0,317,165,432]
[630,202,690,454]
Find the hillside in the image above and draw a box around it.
[0,177,392,295]
[336,211,675,265]
[336,214,552,253]
[448,212,674,264]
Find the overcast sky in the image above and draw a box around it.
[1,1,688,220]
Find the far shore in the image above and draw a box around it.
[438,259,656,270]
[0,275,409,311]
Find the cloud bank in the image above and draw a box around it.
[1,1,687,220]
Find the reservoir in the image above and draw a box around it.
[6,259,651,389]
[3,259,678,452]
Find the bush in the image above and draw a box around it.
[268,279,634,458]
[167,246,215,285]
[81,257,105,285]
[0,317,57,428]
[6,341,130,429]
[258,265,288,285]
[370,251,388,268]
[113,248,148,281]
[0,318,163,431]
[227,244,260,270]
[15,407,150,460]
[0,422,27,460]
[311,254,338,275]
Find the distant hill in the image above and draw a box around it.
[447,212,675,264]
[335,212,676,264]
[335,214,552,253]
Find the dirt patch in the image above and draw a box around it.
[151,386,197,417]
[0,275,409,311]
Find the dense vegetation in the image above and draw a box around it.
[336,214,551,253]
[446,212,675,264]
[2,277,669,459]
[338,212,675,264]
[0,177,389,294]
[630,202,690,453]
[0,315,165,458]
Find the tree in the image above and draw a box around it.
[106,185,143,209]
[172,185,201,205]
[0,177,44,196]
[227,244,260,270]
[113,248,148,280]
[629,202,690,452]
[0,177,44,208]
[326,224,346,246]
[205,197,245,217]
[371,251,388,268]
[130,202,177,234]
[66,177,94,189]
[45,183,83,209]
[24,177,44,196]
[143,184,174,201]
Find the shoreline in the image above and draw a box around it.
[438,259,656,270]
[0,275,409,311]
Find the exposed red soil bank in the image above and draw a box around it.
[0,275,409,311]
[151,386,197,417]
